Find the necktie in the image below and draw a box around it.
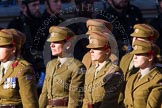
[0,66,5,81]
[134,72,142,87]
[95,64,99,78]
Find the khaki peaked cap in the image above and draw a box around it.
[0,29,26,49]
[86,19,113,32]
[86,31,109,48]
[47,26,74,42]
[131,24,159,40]
[131,40,160,55]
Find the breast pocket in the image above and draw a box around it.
[134,89,149,102]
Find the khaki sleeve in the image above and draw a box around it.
[18,66,39,108]
[146,83,162,108]
[39,63,49,108]
[68,64,85,108]
[82,84,88,108]
[100,71,124,108]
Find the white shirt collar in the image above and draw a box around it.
[58,57,67,66]
[95,60,109,72]
[140,67,153,78]
[1,57,15,74]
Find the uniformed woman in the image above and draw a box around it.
[82,19,119,69]
[82,31,123,108]
[120,24,159,81]
[0,29,38,108]
[124,40,162,108]
[39,26,85,108]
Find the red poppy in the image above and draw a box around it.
[12,61,19,68]
[66,36,70,41]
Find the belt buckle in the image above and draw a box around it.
[48,99,55,107]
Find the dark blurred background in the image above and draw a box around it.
[0,0,159,28]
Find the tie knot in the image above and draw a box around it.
[0,65,5,81]
[1,65,4,71]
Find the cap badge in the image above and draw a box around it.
[51,32,57,37]
[135,29,139,33]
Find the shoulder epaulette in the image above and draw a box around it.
[19,59,31,67]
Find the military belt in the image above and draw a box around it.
[0,104,22,108]
[88,102,101,108]
[48,98,68,107]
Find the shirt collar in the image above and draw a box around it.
[58,57,67,66]
[95,58,110,72]
[1,57,15,73]
[140,66,153,78]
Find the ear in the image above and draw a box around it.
[148,55,154,62]
[106,48,111,56]
[65,41,71,50]
[12,47,16,53]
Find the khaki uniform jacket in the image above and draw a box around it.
[82,60,124,108]
[0,58,38,108]
[124,67,162,108]
[120,53,139,81]
[39,58,85,108]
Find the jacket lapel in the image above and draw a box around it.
[54,58,72,76]
[95,67,107,79]
[54,64,68,75]
[95,61,111,79]
[133,67,158,91]
[0,66,13,85]
[127,74,137,93]
[133,77,149,91]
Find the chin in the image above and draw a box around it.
[134,65,139,68]
[52,53,59,56]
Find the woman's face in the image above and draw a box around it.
[90,48,109,63]
[0,45,15,63]
[133,53,152,69]
[50,41,64,57]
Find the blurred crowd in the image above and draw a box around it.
[0,0,162,108]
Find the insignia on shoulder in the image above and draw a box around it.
[3,77,17,89]
[135,29,139,33]
[51,32,57,37]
